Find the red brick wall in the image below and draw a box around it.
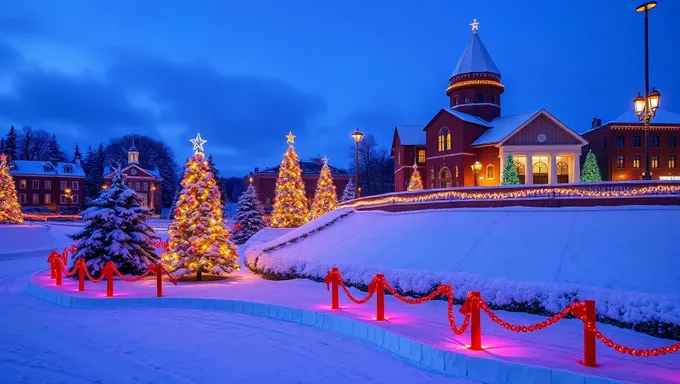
[504,114,582,146]
[248,173,351,211]
[12,175,85,210]
[475,146,501,186]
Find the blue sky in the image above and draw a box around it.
[0,0,678,175]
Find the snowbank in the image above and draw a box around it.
[245,206,680,335]
[0,224,73,254]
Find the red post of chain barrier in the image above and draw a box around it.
[105,262,114,297]
[583,300,597,367]
[330,268,339,309]
[77,259,85,291]
[375,274,385,321]
[469,291,482,350]
[55,259,63,286]
[156,264,163,297]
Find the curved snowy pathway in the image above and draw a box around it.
[0,250,475,383]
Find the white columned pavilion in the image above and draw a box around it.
[500,145,583,185]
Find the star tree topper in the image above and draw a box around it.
[286,131,296,144]
[322,155,329,165]
[470,18,479,33]
[190,133,207,153]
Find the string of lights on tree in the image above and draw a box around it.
[310,156,338,219]
[270,132,310,228]
[0,154,24,224]
[406,163,424,191]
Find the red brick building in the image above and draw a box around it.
[392,20,587,191]
[581,110,680,181]
[246,157,351,212]
[102,143,163,214]
[8,156,86,211]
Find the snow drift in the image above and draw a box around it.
[245,206,680,335]
[0,224,71,254]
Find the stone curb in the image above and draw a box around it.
[25,273,626,384]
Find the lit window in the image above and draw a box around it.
[45,194,51,204]
[398,152,401,166]
[439,167,452,188]
[651,155,659,168]
[19,180,26,189]
[418,150,426,163]
[32,194,39,204]
[32,180,39,189]
[429,168,434,189]
[669,156,677,169]
[486,164,495,179]
[633,155,641,169]
[616,155,625,168]
[438,128,451,152]
[652,136,659,148]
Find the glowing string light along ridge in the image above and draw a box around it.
[190,133,208,153]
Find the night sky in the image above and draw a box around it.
[1,0,678,175]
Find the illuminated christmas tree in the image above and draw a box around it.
[500,152,520,185]
[310,156,338,219]
[406,163,423,191]
[581,150,602,182]
[163,134,239,280]
[0,154,23,224]
[270,132,309,228]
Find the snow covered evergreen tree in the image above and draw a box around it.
[500,152,520,185]
[233,184,267,244]
[69,167,160,278]
[340,178,356,202]
[581,150,602,182]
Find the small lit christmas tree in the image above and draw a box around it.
[406,163,423,191]
[69,167,159,277]
[340,179,356,202]
[0,154,23,224]
[232,183,267,244]
[163,134,239,280]
[310,156,338,219]
[581,150,602,182]
[500,152,520,185]
[270,132,309,228]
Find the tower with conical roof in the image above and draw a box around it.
[446,19,504,122]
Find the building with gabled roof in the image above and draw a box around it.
[392,19,587,191]
[582,110,680,181]
[102,141,163,214]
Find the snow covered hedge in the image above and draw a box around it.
[245,211,680,340]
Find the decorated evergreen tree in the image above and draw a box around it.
[310,157,338,219]
[270,132,309,228]
[581,150,602,182]
[233,183,267,244]
[69,167,159,277]
[340,179,356,202]
[0,154,23,224]
[406,163,423,191]
[500,152,520,185]
[162,134,239,280]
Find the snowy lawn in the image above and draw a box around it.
[1,251,474,384]
[245,206,680,337]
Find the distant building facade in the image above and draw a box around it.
[8,156,86,211]
[246,157,351,212]
[582,111,680,181]
[102,142,163,214]
[392,21,587,192]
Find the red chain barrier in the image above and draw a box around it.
[381,277,446,305]
[440,285,470,335]
[324,268,376,305]
[477,296,584,333]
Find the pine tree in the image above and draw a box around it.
[0,138,5,155]
[340,179,356,202]
[69,167,159,278]
[233,184,267,244]
[270,132,309,228]
[581,150,602,182]
[162,134,239,280]
[48,134,66,161]
[0,154,23,224]
[500,152,520,185]
[406,163,424,191]
[207,154,228,203]
[310,157,338,219]
[73,143,82,160]
[5,126,17,159]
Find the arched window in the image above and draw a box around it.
[486,164,495,179]
[438,128,451,152]
[43,164,52,172]
[557,161,569,183]
[439,167,452,188]
[515,162,526,184]
[418,150,426,163]
[64,165,72,173]
[476,93,484,103]
[533,161,548,184]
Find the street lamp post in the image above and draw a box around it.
[634,1,661,180]
[471,161,482,187]
[351,129,364,197]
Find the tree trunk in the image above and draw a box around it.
[197,270,202,281]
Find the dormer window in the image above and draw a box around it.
[8,162,15,170]
[64,165,73,173]
[43,164,52,172]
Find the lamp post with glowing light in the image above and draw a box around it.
[351,129,364,197]
[634,1,661,180]
[471,161,482,187]
[64,188,72,204]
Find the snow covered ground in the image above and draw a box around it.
[246,206,680,329]
[0,229,474,383]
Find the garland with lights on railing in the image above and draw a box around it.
[340,184,680,209]
[46,241,177,297]
[262,210,354,253]
[24,213,82,221]
[322,267,680,368]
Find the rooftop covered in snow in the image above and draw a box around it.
[9,160,85,177]
[450,29,500,78]
[394,125,426,146]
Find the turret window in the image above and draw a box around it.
[490,94,496,104]
[464,96,471,103]
[476,93,484,103]
[438,128,451,152]
[453,96,458,106]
